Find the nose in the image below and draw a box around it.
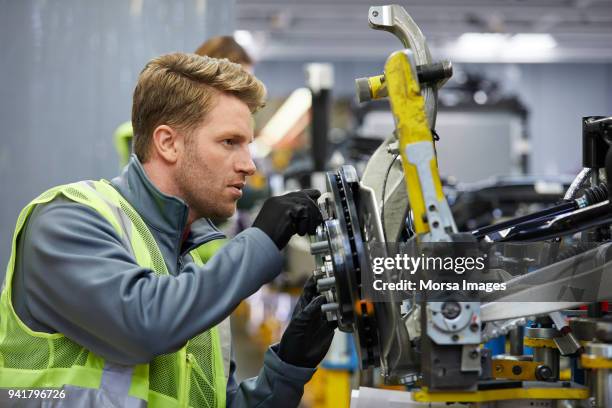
[236,148,256,176]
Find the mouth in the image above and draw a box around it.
[228,182,245,198]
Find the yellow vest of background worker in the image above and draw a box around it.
[0,179,229,407]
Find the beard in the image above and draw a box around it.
[175,147,236,220]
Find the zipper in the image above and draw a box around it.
[180,352,194,407]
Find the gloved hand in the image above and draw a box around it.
[253,189,323,250]
[278,276,337,368]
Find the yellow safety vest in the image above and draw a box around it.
[0,180,227,407]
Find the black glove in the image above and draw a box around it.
[253,189,323,250]
[278,276,337,368]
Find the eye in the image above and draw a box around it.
[222,139,235,146]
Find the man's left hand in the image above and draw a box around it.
[277,276,337,368]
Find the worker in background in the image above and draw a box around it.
[195,36,254,72]
[0,53,336,407]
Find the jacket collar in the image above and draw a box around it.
[110,155,224,257]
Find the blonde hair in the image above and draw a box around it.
[132,52,266,162]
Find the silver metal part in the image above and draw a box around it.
[355,77,373,103]
[361,138,407,242]
[316,277,336,291]
[460,345,482,374]
[386,141,399,155]
[358,183,385,248]
[508,327,524,356]
[321,303,340,313]
[549,311,568,330]
[564,168,593,200]
[525,327,558,339]
[554,332,582,356]
[427,302,480,345]
[358,180,420,379]
[310,240,329,255]
[594,369,612,408]
[595,320,612,342]
[317,193,333,220]
[368,4,437,129]
[482,317,527,342]
[398,372,419,386]
[405,141,457,241]
[533,347,560,381]
[584,343,612,408]
[481,242,612,322]
[586,343,612,359]
[482,302,582,323]
[570,317,599,341]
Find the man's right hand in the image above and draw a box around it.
[253,189,323,250]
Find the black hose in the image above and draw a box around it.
[583,183,608,205]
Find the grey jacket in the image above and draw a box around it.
[10,155,315,406]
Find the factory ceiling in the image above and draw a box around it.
[235,0,612,63]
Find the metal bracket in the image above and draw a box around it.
[368,4,438,128]
[427,302,481,345]
[405,142,456,241]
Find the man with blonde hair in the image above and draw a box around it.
[114,35,253,166]
[0,53,334,407]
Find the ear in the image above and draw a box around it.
[151,125,182,164]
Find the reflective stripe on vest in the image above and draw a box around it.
[0,180,228,407]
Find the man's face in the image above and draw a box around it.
[175,92,256,220]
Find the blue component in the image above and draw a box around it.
[523,320,534,355]
[485,335,506,356]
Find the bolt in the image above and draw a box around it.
[321,303,339,313]
[441,301,461,319]
[398,373,418,385]
[432,221,440,228]
[495,364,503,373]
[469,350,479,359]
[428,204,436,212]
[536,365,553,381]
[372,10,379,17]
[310,241,329,255]
[512,365,522,375]
[452,334,459,342]
[316,277,336,291]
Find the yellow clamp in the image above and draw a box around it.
[492,358,540,381]
[362,74,387,101]
[412,386,589,403]
[581,354,612,369]
[524,337,557,349]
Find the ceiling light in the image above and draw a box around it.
[450,32,558,62]
[508,34,557,51]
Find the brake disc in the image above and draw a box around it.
[312,165,380,368]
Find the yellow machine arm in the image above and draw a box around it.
[384,49,457,240]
